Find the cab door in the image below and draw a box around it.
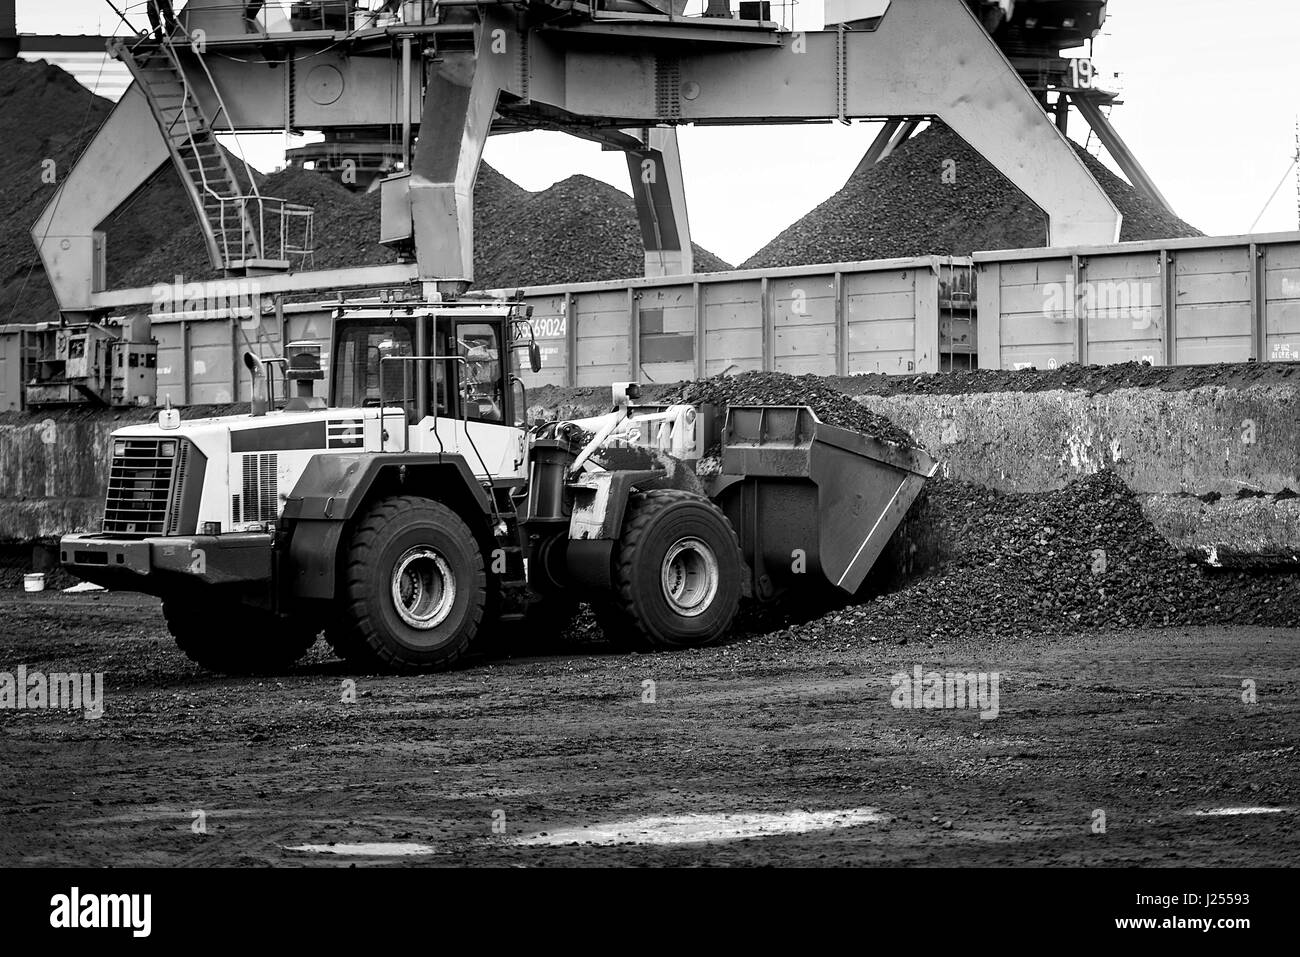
[411,319,527,482]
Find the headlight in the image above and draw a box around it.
[159,441,177,457]
[113,440,127,457]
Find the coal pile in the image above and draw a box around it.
[474,174,731,288]
[0,59,732,323]
[662,370,920,448]
[833,360,1300,398]
[742,122,1202,269]
[775,470,1300,645]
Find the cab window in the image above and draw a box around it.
[332,319,415,410]
[455,323,504,423]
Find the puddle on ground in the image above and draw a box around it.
[1191,807,1288,817]
[514,808,883,847]
[283,842,434,856]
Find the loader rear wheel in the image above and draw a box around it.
[163,600,319,675]
[604,489,743,650]
[338,495,486,671]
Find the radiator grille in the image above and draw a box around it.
[103,439,179,536]
[164,440,191,534]
[237,453,279,524]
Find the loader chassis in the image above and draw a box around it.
[62,302,936,674]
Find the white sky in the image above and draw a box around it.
[17,0,1300,264]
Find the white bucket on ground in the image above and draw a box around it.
[23,573,46,593]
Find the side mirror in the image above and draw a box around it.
[510,377,528,429]
[529,342,542,373]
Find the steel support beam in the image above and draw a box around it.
[0,0,15,60]
[31,85,170,316]
[850,116,922,180]
[624,127,693,277]
[408,11,515,295]
[1071,93,1177,220]
[9,34,118,54]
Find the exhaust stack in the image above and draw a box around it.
[243,351,268,417]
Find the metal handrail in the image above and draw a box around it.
[155,29,262,205]
[122,20,316,267]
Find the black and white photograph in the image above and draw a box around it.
[0,0,1294,938]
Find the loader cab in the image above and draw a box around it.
[329,307,529,428]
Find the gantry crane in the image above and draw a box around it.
[34,0,1129,321]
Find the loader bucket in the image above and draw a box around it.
[712,406,937,598]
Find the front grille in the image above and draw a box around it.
[236,453,279,525]
[103,439,180,537]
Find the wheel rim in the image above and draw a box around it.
[660,537,719,618]
[391,546,456,630]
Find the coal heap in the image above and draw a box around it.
[836,361,1300,397]
[0,58,732,323]
[663,370,920,449]
[475,173,732,288]
[742,123,1203,269]
[778,470,1300,645]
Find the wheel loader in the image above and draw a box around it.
[60,299,936,673]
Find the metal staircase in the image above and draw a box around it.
[112,33,314,276]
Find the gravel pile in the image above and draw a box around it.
[662,370,920,448]
[773,470,1300,645]
[742,122,1202,269]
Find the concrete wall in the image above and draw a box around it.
[0,412,124,541]
[852,385,1300,564]
[0,406,235,542]
[854,385,1299,495]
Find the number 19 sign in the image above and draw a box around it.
[1070,58,1096,89]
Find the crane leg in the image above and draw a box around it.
[408,15,513,296]
[624,127,694,277]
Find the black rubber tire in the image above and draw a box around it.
[605,489,744,650]
[163,599,319,675]
[338,495,486,671]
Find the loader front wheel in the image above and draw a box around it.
[338,495,486,671]
[164,599,319,675]
[605,490,743,650]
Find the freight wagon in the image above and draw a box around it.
[1,232,1298,410]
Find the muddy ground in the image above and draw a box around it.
[0,591,1295,867]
